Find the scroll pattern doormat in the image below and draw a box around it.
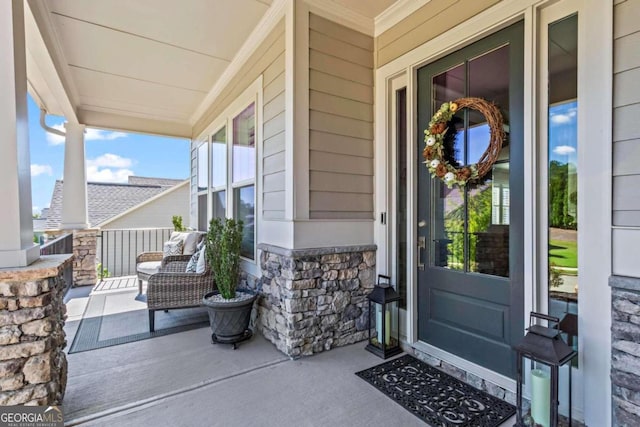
[356,354,515,426]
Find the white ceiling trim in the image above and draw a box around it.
[304,0,374,36]
[189,0,288,127]
[374,0,431,37]
[26,0,81,117]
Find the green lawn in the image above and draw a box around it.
[549,239,577,268]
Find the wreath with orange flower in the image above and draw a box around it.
[423,97,505,187]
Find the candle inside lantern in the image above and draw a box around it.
[531,369,551,427]
[385,309,391,345]
[376,305,383,345]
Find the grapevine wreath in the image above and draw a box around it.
[423,97,505,187]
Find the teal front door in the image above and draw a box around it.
[416,22,524,378]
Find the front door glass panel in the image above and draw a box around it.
[430,45,510,278]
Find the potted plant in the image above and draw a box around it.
[202,218,256,348]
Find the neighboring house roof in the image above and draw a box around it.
[98,180,189,228]
[45,178,187,229]
[33,218,48,233]
[126,176,184,187]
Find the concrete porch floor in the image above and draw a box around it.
[63,278,515,426]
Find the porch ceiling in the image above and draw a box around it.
[25,0,400,138]
[26,0,273,137]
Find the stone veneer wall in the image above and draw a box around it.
[257,244,376,358]
[0,255,71,405]
[45,229,97,287]
[611,275,640,426]
[72,229,97,287]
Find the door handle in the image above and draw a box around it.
[417,236,426,271]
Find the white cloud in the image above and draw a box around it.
[86,128,128,141]
[31,164,53,177]
[86,166,133,183]
[553,145,576,155]
[550,109,577,125]
[46,125,127,146]
[86,153,134,169]
[85,153,134,183]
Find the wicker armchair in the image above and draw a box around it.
[135,232,205,294]
[146,257,215,332]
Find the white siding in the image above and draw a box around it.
[263,47,286,220]
[613,0,640,276]
[308,14,374,220]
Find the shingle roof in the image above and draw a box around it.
[45,178,184,229]
[127,176,184,187]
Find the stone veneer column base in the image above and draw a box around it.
[72,229,97,287]
[611,275,640,426]
[257,244,376,358]
[0,255,71,405]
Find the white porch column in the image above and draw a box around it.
[0,0,39,268]
[61,123,88,229]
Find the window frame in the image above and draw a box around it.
[196,138,209,232]
[195,77,262,272]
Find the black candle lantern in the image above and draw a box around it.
[514,312,577,427]
[365,275,402,359]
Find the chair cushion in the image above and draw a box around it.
[163,240,183,257]
[169,231,201,255]
[185,250,201,273]
[137,261,161,276]
[196,245,207,274]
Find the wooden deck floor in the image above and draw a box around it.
[93,275,138,292]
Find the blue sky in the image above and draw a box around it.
[28,95,190,215]
[549,100,578,164]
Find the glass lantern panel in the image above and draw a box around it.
[519,357,573,427]
[387,301,399,349]
[371,301,383,350]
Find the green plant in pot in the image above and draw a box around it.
[202,218,256,348]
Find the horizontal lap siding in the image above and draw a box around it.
[375,0,500,67]
[262,38,286,220]
[308,14,374,220]
[613,0,640,278]
[613,0,640,231]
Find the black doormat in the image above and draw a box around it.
[356,354,515,426]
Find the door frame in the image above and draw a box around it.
[373,0,612,421]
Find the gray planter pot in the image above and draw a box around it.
[202,290,257,348]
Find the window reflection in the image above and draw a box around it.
[198,194,207,231]
[211,190,226,220]
[547,15,578,360]
[235,185,255,260]
[396,88,408,308]
[233,104,255,183]
[211,127,226,188]
[197,143,208,192]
